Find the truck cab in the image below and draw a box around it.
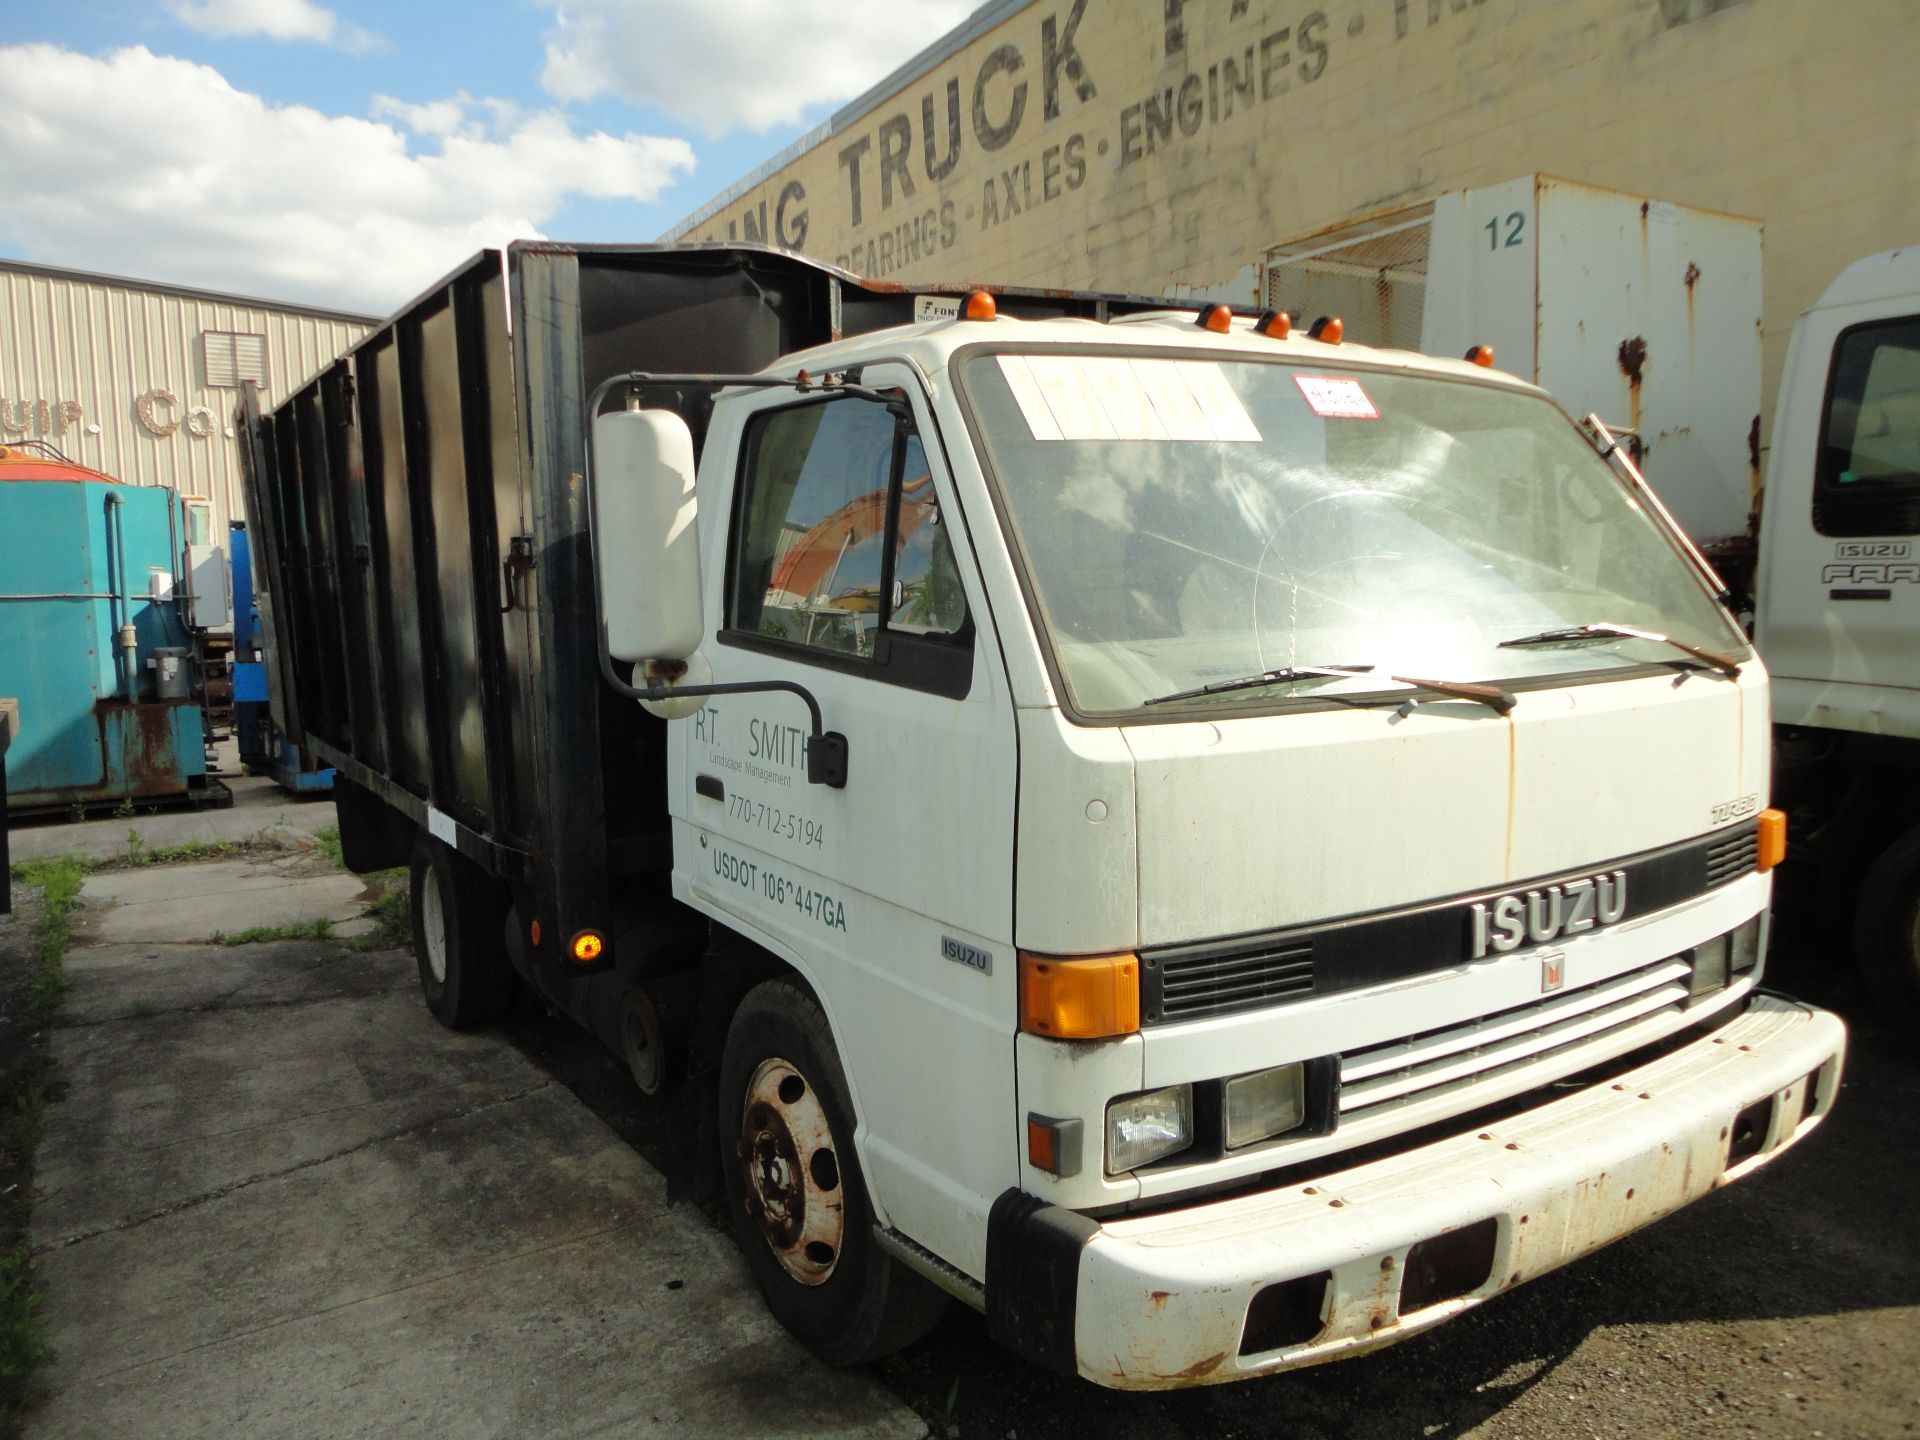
[1755,245,1920,1036]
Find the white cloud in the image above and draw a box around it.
[0,45,696,314]
[168,0,383,53]
[539,0,978,136]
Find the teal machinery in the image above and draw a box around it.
[0,449,211,811]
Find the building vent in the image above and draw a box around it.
[203,331,269,389]
[1263,203,1436,353]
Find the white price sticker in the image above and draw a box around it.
[1294,375,1379,420]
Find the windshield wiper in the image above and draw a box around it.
[1497,622,1743,679]
[1377,676,1517,715]
[1143,663,1375,707]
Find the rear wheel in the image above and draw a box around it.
[1852,825,1920,1049]
[409,836,515,1029]
[718,978,948,1364]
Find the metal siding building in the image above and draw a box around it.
[666,0,1920,440]
[0,259,375,537]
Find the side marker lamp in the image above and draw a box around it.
[1309,315,1344,344]
[570,930,606,963]
[1254,309,1292,339]
[1018,950,1140,1039]
[1757,809,1787,872]
[529,918,543,948]
[962,290,998,321]
[1465,344,1496,368]
[1027,1113,1084,1178]
[1197,303,1234,333]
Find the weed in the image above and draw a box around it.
[125,826,145,862]
[112,796,135,819]
[1,857,87,1414]
[218,920,333,946]
[0,1243,55,1415]
[313,825,344,869]
[129,999,155,1019]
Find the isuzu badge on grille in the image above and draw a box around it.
[1469,872,1627,959]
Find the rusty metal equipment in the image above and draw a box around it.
[0,448,212,812]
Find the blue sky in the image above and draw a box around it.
[0,0,974,313]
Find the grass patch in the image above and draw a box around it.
[97,839,249,872]
[215,920,333,946]
[348,869,410,952]
[313,825,344,869]
[1,855,90,1418]
[0,1243,54,1415]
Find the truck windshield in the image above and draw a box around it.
[958,350,1748,715]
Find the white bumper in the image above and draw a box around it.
[1074,995,1845,1389]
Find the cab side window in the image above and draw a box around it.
[1814,318,1920,536]
[729,396,972,695]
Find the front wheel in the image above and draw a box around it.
[718,978,948,1364]
[1852,825,1920,1049]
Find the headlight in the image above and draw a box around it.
[1729,915,1763,974]
[1105,1084,1193,1174]
[1225,1063,1307,1149]
[1688,933,1731,999]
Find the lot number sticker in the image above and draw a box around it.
[1294,375,1379,419]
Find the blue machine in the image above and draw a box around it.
[230,522,333,793]
[0,457,209,811]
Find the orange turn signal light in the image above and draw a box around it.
[570,930,606,963]
[1757,809,1787,872]
[1254,309,1292,339]
[529,917,543,948]
[1309,315,1344,344]
[1018,950,1140,1039]
[1465,344,1496,368]
[1197,303,1234,334]
[963,290,998,321]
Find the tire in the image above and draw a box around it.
[1852,825,1920,1049]
[409,835,515,1030]
[718,978,948,1365]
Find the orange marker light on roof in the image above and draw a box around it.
[570,930,605,963]
[1197,303,1234,334]
[1309,315,1344,344]
[962,291,998,321]
[1254,309,1292,339]
[1465,344,1496,368]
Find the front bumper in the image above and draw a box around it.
[988,994,1845,1389]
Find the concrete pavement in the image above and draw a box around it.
[20,854,926,1438]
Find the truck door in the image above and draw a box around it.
[1763,311,1920,716]
[681,365,1018,1276]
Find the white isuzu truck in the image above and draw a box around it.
[242,243,1845,1388]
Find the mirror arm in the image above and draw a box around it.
[594,648,847,789]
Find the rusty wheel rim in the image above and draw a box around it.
[739,1056,844,1286]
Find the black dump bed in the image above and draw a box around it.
[239,242,1157,998]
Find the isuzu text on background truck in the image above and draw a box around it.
[240,242,1845,1388]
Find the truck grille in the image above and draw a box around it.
[1146,937,1315,1024]
[1706,828,1758,887]
[1338,954,1692,1118]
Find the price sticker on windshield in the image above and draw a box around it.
[1294,375,1379,419]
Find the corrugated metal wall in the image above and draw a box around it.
[0,261,375,535]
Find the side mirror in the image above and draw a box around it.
[593,406,702,664]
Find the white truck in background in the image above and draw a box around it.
[1756,246,1920,1039]
[248,243,1844,1389]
